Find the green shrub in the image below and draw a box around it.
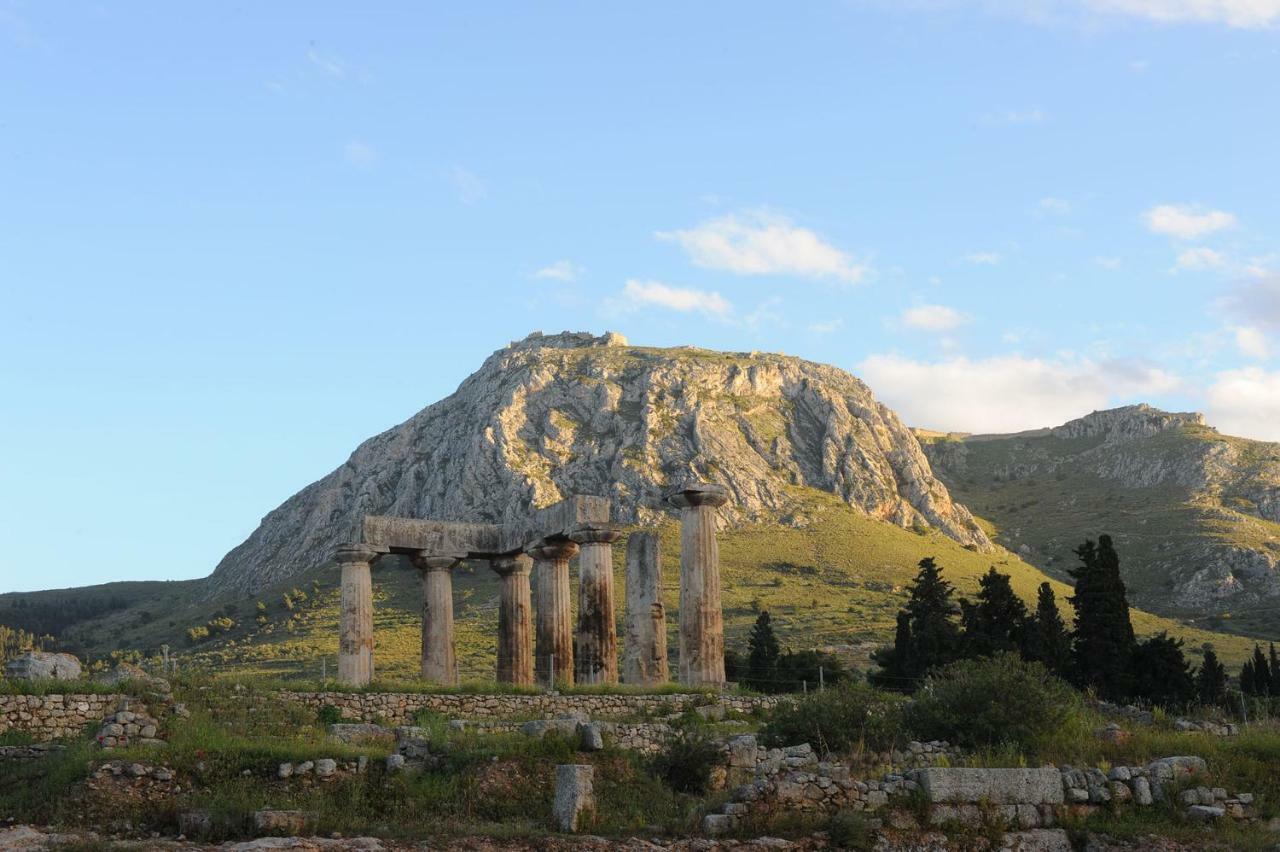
[906,653,1079,752]
[649,727,721,794]
[759,683,904,756]
[316,704,343,726]
[827,808,875,850]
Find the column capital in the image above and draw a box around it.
[570,525,622,546]
[491,553,534,577]
[411,552,463,572]
[526,538,580,562]
[666,482,729,510]
[335,543,382,564]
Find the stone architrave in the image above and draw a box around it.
[336,543,380,687]
[667,483,730,686]
[491,554,535,686]
[527,538,579,687]
[411,552,463,685]
[570,525,622,686]
[622,532,668,685]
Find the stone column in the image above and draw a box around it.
[527,538,579,688]
[491,554,535,686]
[336,543,380,687]
[623,531,668,685]
[668,483,730,686]
[571,525,622,686]
[411,552,462,685]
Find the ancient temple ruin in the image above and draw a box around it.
[331,483,730,690]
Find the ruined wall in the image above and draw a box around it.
[0,694,124,740]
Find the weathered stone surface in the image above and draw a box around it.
[578,721,605,751]
[572,527,621,686]
[492,555,535,686]
[412,554,460,685]
[4,652,82,681]
[530,539,578,686]
[92,661,169,692]
[327,723,393,744]
[208,331,990,595]
[553,764,594,832]
[914,768,1065,805]
[336,544,378,687]
[671,483,729,686]
[252,810,315,835]
[623,531,668,686]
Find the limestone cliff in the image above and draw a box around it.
[208,332,990,595]
[920,405,1280,626]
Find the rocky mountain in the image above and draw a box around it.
[209,331,989,596]
[919,405,1280,632]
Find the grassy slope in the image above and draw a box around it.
[43,487,1244,680]
[922,426,1280,637]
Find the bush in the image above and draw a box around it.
[906,653,1079,752]
[316,704,343,726]
[649,727,721,794]
[827,809,875,850]
[759,683,904,756]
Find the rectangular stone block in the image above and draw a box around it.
[915,768,1065,805]
[361,516,504,555]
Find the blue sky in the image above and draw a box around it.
[2,1,1278,592]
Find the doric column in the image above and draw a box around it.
[570,525,622,686]
[623,531,668,685]
[491,554,535,686]
[411,552,462,685]
[336,543,380,687]
[527,538,579,688]
[668,483,730,686]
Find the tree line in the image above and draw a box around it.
[869,535,1235,708]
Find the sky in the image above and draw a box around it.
[2,1,1279,592]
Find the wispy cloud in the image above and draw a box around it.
[979,108,1047,126]
[1232,325,1271,360]
[533,260,583,282]
[621,280,732,318]
[449,166,487,205]
[307,46,346,78]
[1172,246,1226,272]
[1222,275,1280,330]
[1095,256,1123,270]
[963,251,1002,265]
[1038,197,1072,215]
[656,211,868,285]
[1143,204,1236,239]
[1207,367,1280,441]
[901,304,970,332]
[808,318,844,335]
[344,141,377,168]
[1088,0,1280,29]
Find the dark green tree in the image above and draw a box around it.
[871,557,960,691]
[960,567,1028,657]
[744,611,781,693]
[1241,659,1257,696]
[1022,583,1073,677]
[870,611,913,690]
[1270,643,1280,694]
[1069,535,1136,700]
[1249,644,1271,697]
[1130,632,1195,708]
[1195,648,1227,705]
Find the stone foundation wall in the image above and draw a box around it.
[282,691,778,725]
[0,694,125,740]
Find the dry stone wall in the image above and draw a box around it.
[282,691,778,725]
[0,694,125,740]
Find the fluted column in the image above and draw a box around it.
[411,553,461,685]
[623,531,668,685]
[668,483,730,686]
[571,525,622,686]
[527,538,579,688]
[491,554,535,686]
[336,543,380,687]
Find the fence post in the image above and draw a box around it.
[819,666,825,692]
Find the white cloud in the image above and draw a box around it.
[449,166,487,205]
[307,47,346,78]
[808,319,844,335]
[1087,0,1280,28]
[1095,256,1123,270]
[963,251,1002,265]
[1173,246,1227,271]
[1206,367,1280,441]
[901,304,970,331]
[1232,325,1271,360]
[1038,197,1072,214]
[856,352,1182,433]
[343,141,377,168]
[621,280,731,318]
[533,260,582,282]
[1130,59,1150,72]
[980,108,1048,125]
[656,211,868,284]
[1143,204,1236,239]
[1223,276,1280,330]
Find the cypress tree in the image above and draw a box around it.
[960,567,1028,657]
[1270,643,1280,694]
[871,557,960,690]
[1241,659,1257,696]
[1130,632,1195,708]
[1251,644,1271,697]
[745,611,781,693]
[870,611,913,690]
[1196,648,1227,705]
[1069,535,1136,700]
[1023,582,1073,677]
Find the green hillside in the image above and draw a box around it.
[5,487,1255,678]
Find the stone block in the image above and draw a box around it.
[578,722,604,752]
[727,734,758,768]
[315,758,337,778]
[914,768,1065,805]
[702,813,735,836]
[1002,830,1072,852]
[328,723,393,744]
[252,810,315,835]
[1186,804,1225,822]
[553,764,595,832]
[4,652,82,681]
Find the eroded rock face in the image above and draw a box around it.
[4,652,82,681]
[209,332,990,595]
